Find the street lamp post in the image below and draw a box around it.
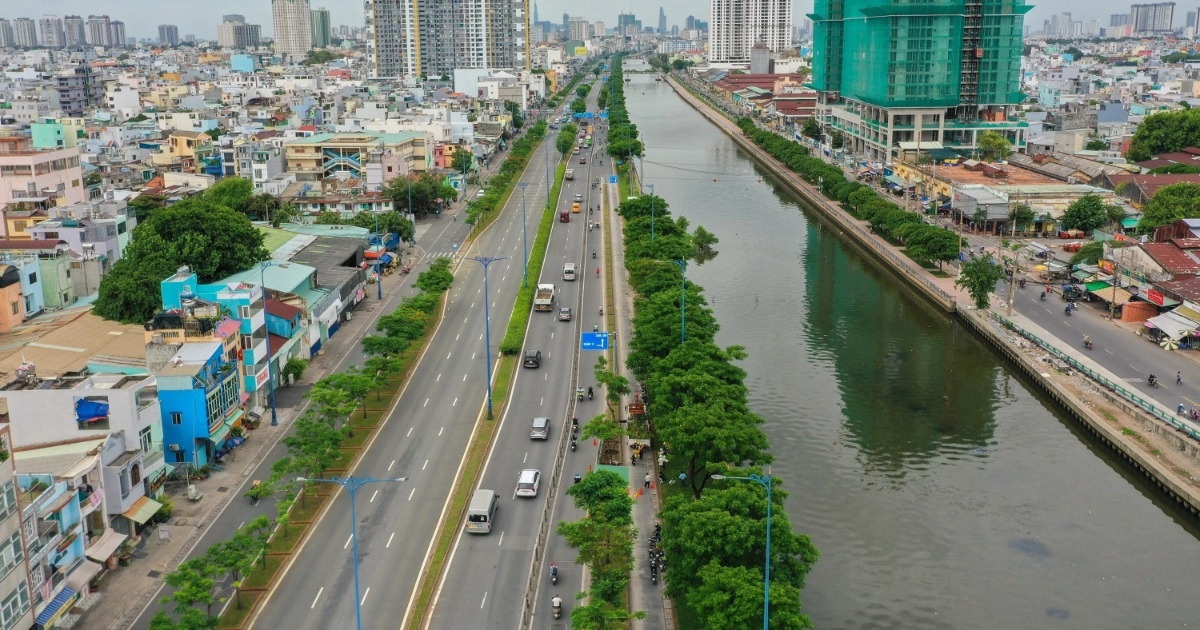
[297,476,405,630]
[259,260,281,426]
[711,473,772,630]
[519,182,529,288]
[467,256,508,419]
[671,259,686,342]
[648,184,655,242]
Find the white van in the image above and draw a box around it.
[562,263,577,281]
[516,469,542,497]
[465,489,499,534]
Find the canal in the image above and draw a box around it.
[623,63,1200,628]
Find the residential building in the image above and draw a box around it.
[568,16,590,41]
[53,64,104,117]
[0,426,35,630]
[217,16,262,49]
[809,0,1029,162]
[16,473,88,628]
[284,131,430,185]
[366,0,530,79]
[311,7,331,48]
[152,339,244,468]
[158,25,179,46]
[86,15,112,47]
[1130,2,1175,34]
[0,134,87,225]
[0,20,13,47]
[0,267,23,333]
[25,200,134,267]
[13,18,38,47]
[272,0,314,62]
[109,21,126,46]
[709,0,793,65]
[0,241,72,310]
[38,16,66,49]
[63,16,86,47]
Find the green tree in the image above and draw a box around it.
[800,117,821,139]
[128,193,167,223]
[1070,241,1105,265]
[1084,139,1109,151]
[503,100,524,129]
[282,412,346,480]
[1060,194,1110,232]
[977,130,1013,160]
[1126,108,1200,161]
[905,226,961,268]
[1147,163,1200,174]
[575,84,591,99]
[571,99,587,114]
[687,563,811,630]
[202,177,254,211]
[830,130,844,149]
[556,130,575,156]
[1008,203,1035,233]
[347,210,416,242]
[592,356,630,421]
[1139,182,1200,231]
[955,255,1006,309]
[451,149,474,177]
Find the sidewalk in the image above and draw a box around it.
[68,271,403,630]
[603,173,671,629]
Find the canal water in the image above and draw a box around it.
[623,63,1200,629]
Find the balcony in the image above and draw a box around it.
[26,520,62,563]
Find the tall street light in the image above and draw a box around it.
[467,256,508,419]
[648,184,656,242]
[258,260,282,426]
[545,136,552,211]
[671,259,686,342]
[519,182,530,288]
[297,476,406,630]
[711,473,772,630]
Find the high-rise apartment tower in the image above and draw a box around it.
[272,0,313,62]
[365,0,530,78]
[709,0,792,65]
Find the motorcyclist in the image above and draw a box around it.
[1039,292,1046,301]
[587,386,594,399]
[1148,374,1158,387]
[550,563,558,582]
[1083,335,1092,348]
[592,250,597,259]
[552,593,563,618]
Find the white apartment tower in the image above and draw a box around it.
[38,16,65,48]
[86,15,112,46]
[1130,2,1175,33]
[63,15,86,47]
[12,18,37,47]
[271,0,314,62]
[709,0,793,65]
[0,20,13,48]
[366,0,529,78]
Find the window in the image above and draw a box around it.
[0,482,15,521]
[240,305,251,318]
[0,579,29,627]
[130,463,142,486]
[139,426,153,453]
[0,531,22,582]
[9,303,17,316]
[26,273,35,284]
[171,411,183,425]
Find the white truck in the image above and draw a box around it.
[565,169,575,181]
[534,284,555,311]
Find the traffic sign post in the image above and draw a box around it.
[581,332,609,350]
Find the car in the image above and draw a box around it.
[529,417,550,440]
[579,156,587,164]
[574,193,583,202]
[476,189,485,198]
[558,307,572,321]
[522,349,542,368]
[516,469,542,497]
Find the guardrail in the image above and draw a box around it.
[986,310,1200,442]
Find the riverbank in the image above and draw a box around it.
[665,73,1200,518]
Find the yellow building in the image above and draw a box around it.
[144,85,192,110]
[284,131,430,184]
[150,130,213,174]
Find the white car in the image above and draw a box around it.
[476,189,486,198]
[516,469,542,497]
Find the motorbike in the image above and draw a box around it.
[1019,278,1026,288]
[1083,337,1093,350]
[572,417,579,433]
[552,596,563,619]
[550,563,558,584]
[576,387,585,401]
[592,250,597,259]
[599,306,603,316]
[1148,375,1159,388]
[1040,292,1046,302]
[570,437,577,452]
[587,387,594,400]
[1064,306,1072,317]
[249,480,262,505]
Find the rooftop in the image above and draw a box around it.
[286,131,424,146]
[931,162,1062,187]
[0,310,147,380]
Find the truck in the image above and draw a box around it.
[534,284,555,311]
[565,169,575,180]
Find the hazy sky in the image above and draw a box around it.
[0,1,1144,41]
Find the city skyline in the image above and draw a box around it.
[0,1,1182,40]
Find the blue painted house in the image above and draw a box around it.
[18,474,87,628]
[155,341,243,466]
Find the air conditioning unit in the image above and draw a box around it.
[168,443,182,452]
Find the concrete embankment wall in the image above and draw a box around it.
[665,76,1200,518]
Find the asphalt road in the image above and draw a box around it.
[429,95,611,627]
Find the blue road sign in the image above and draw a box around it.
[609,175,618,184]
[581,332,609,350]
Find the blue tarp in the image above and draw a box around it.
[379,253,394,265]
[75,399,110,423]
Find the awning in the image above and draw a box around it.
[1071,270,1094,281]
[1085,281,1111,292]
[208,421,233,445]
[35,587,77,626]
[66,559,104,590]
[1142,309,1200,338]
[1090,286,1133,305]
[85,529,128,562]
[1121,217,1140,229]
[1174,305,1200,326]
[122,496,163,525]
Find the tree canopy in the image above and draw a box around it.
[955,255,1007,309]
[382,173,459,219]
[1126,108,1200,161]
[977,130,1013,160]
[1060,194,1111,232]
[1139,182,1200,231]
[94,198,269,323]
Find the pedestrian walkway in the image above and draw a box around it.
[602,176,672,628]
[71,275,400,630]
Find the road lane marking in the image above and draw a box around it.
[464,316,469,323]
[238,521,244,529]
[480,333,484,341]
[452,397,458,406]
[455,333,461,341]
[498,532,504,546]
[480,592,488,609]
[446,352,452,360]
[540,397,544,406]
[438,427,444,436]
[388,459,396,471]
[436,373,442,382]
[423,459,429,470]
[387,532,396,548]
[370,489,380,502]
[463,373,469,382]
[470,302,476,309]
[423,398,429,407]
[344,535,353,550]
[361,587,370,606]
[472,352,477,360]
[406,427,414,437]
[407,488,415,501]
[311,587,323,608]
[523,452,529,463]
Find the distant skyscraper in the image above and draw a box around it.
[217,16,262,48]
[709,0,792,64]
[159,24,179,46]
[0,20,14,48]
[272,0,314,61]
[63,15,86,47]
[569,16,589,41]
[563,13,570,33]
[39,16,65,48]
[1130,2,1175,33]
[366,0,530,78]
[533,3,539,24]
[110,21,126,46]
[12,18,37,47]
[311,7,331,48]
[686,15,696,30]
[86,15,113,46]
[1110,13,1131,26]
[659,7,667,34]
[224,14,246,23]
[594,21,606,36]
